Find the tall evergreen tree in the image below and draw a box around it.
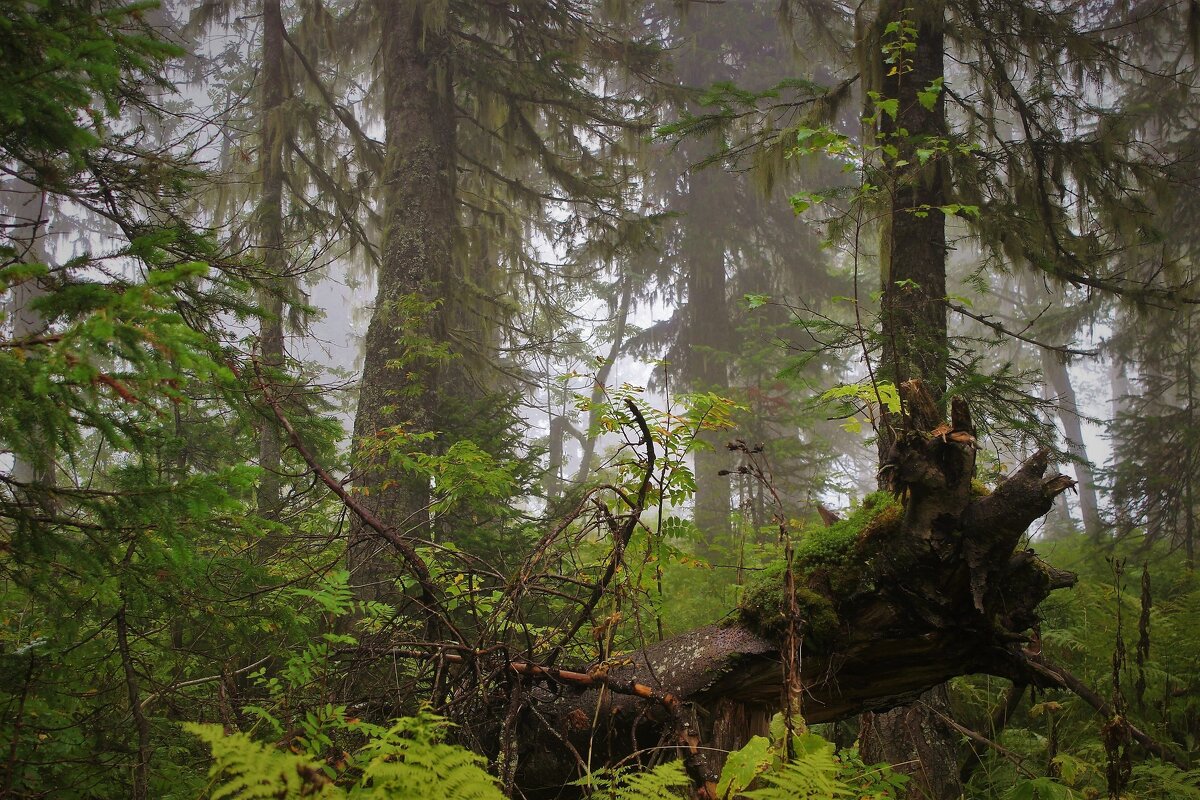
[348,0,662,596]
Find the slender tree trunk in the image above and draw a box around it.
[574,277,633,484]
[256,0,287,517]
[349,0,455,600]
[1041,349,1103,540]
[862,5,963,798]
[544,413,564,500]
[1109,354,1135,535]
[6,179,54,488]
[1184,312,1196,569]
[684,162,733,545]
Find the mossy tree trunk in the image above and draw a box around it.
[515,384,1077,794]
[349,0,456,601]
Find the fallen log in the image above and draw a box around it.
[514,381,1079,792]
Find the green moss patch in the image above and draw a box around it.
[734,493,903,642]
[736,561,840,642]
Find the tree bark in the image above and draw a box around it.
[875,0,949,416]
[255,0,287,518]
[865,4,960,795]
[350,0,455,600]
[861,685,964,800]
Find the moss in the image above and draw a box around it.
[970,479,992,497]
[736,561,840,642]
[734,493,905,643]
[792,491,902,571]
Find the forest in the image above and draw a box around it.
[1,0,1198,798]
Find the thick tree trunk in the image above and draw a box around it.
[865,4,960,795]
[512,386,1076,794]
[350,0,455,600]
[875,1,949,412]
[256,0,287,518]
[677,7,735,546]
[860,686,964,800]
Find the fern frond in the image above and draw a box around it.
[585,761,690,800]
[183,723,337,800]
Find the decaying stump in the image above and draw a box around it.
[516,381,1077,793]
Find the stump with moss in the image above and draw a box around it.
[523,381,1077,792]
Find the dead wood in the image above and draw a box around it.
[514,381,1081,792]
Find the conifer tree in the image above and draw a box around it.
[348,0,662,596]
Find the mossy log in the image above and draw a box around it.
[517,381,1076,791]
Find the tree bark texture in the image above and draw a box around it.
[350,0,456,600]
[860,685,964,800]
[512,386,1076,794]
[875,0,949,415]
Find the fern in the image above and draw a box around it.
[183,723,333,800]
[351,713,504,800]
[583,761,690,800]
[740,735,851,799]
[185,711,503,800]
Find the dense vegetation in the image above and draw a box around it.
[1,1,1198,799]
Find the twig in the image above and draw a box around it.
[554,399,655,651]
[948,302,1097,356]
[922,701,1038,779]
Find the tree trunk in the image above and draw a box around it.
[1041,349,1103,541]
[350,0,455,600]
[6,179,54,488]
[676,7,735,546]
[860,685,964,800]
[684,163,733,546]
[875,0,949,414]
[865,5,961,796]
[256,0,287,518]
[574,276,633,485]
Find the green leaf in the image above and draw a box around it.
[744,293,771,309]
[717,735,773,798]
[917,77,944,111]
